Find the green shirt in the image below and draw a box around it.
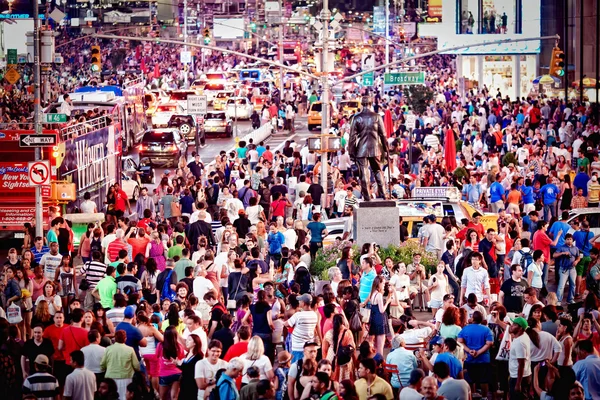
[578,157,590,169]
[167,244,184,260]
[46,230,58,245]
[174,258,194,282]
[96,275,117,309]
[101,342,140,379]
[308,94,318,105]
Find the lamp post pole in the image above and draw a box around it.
[320,0,331,210]
[33,0,43,238]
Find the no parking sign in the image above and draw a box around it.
[28,160,51,186]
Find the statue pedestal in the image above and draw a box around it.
[353,201,400,247]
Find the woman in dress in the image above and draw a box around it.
[54,255,77,313]
[31,265,48,304]
[322,313,355,382]
[560,174,573,211]
[156,325,184,400]
[177,333,203,400]
[250,290,275,362]
[78,223,96,264]
[146,232,166,272]
[34,281,62,316]
[367,276,392,356]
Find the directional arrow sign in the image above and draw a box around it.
[19,133,58,148]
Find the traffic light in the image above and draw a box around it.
[203,27,211,45]
[550,47,565,77]
[91,45,101,72]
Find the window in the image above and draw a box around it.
[456,0,522,34]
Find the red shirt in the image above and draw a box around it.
[532,230,553,260]
[262,150,273,163]
[271,199,287,218]
[114,189,129,212]
[107,240,128,263]
[43,324,65,361]
[128,236,150,260]
[467,222,485,239]
[59,325,89,360]
[223,341,248,361]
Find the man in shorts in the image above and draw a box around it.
[407,253,430,307]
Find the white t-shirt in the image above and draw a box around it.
[428,274,448,301]
[240,354,273,384]
[213,252,229,287]
[283,228,298,250]
[80,200,97,214]
[286,310,318,351]
[101,234,117,264]
[530,330,562,362]
[81,344,106,373]
[399,387,424,400]
[40,253,62,281]
[245,205,263,225]
[509,333,532,378]
[63,367,96,400]
[193,277,215,300]
[194,358,229,400]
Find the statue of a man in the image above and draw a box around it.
[348,96,389,201]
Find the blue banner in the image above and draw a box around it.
[373,6,385,35]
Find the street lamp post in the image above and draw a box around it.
[183,0,189,88]
[320,0,331,210]
[33,0,43,238]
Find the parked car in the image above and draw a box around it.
[226,97,254,120]
[138,129,184,167]
[122,156,155,184]
[202,111,233,137]
[168,114,197,141]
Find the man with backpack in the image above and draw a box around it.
[310,372,338,400]
[156,259,177,302]
[512,238,534,277]
[287,341,319,400]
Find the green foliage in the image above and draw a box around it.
[453,166,468,183]
[502,152,518,167]
[405,86,434,115]
[455,139,463,152]
[313,240,439,278]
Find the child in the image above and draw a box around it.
[274,351,291,400]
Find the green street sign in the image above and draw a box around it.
[363,72,374,87]
[7,49,17,65]
[384,71,425,85]
[44,113,67,123]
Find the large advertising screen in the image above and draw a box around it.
[213,18,245,39]
[418,0,540,54]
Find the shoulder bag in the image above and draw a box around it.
[227,273,242,310]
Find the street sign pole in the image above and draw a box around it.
[33,0,43,238]
[320,0,331,211]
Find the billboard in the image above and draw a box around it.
[427,0,443,22]
[373,6,385,35]
[213,18,245,39]
[418,0,541,54]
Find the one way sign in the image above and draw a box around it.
[19,134,58,148]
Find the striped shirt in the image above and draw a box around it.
[80,260,107,289]
[106,307,126,325]
[286,310,318,352]
[115,275,142,295]
[31,246,50,264]
[22,372,59,400]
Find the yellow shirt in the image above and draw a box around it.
[589,183,600,203]
[355,376,394,400]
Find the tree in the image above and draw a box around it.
[404,85,434,115]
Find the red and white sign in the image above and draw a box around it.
[28,160,51,186]
[41,185,51,197]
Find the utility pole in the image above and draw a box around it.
[33,0,43,238]
[278,0,284,102]
[320,0,330,210]
[383,0,389,97]
[183,0,189,88]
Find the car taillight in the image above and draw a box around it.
[138,144,145,151]
[221,122,227,126]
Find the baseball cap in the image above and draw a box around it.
[35,354,50,366]
[429,336,444,347]
[511,316,528,330]
[304,340,319,348]
[297,293,312,304]
[124,305,136,319]
[164,169,171,175]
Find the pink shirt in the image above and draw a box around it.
[156,342,185,377]
[532,230,552,260]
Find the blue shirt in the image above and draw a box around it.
[573,354,600,400]
[521,186,534,205]
[540,183,559,204]
[115,321,144,360]
[435,352,463,379]
[217,373,239,400]
[549,220,570,249]
[489,182,505,203]
[463,183,483,204]
[574,172,591,196]
[267,231,285,254]
[574,230,594,257]
[359,269,376,303]
[386,347,417,388]
[46,230,58,245]
[306,221,327,243]
[256,146,266,157]
[457,323,494,363]
[31,246,50,264]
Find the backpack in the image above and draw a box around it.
[90,237,102,253]
[160,270,177,302]
[208,369,229,400]
[518,250,534,274]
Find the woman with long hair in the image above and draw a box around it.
[339,379,359,400]
[367,276,392,356]
[300,194,314,221]
[256,221,268,252]
[54,254,77,313]
[82,310,96,330]
[177,334,204,399]
[250,290,275,363]
[161,303,185,334]
[240,336,275,384]
[21,255,34,278]
[78,223,96,263]
[34,281,62,316]
[137,312,164,394]
[156,325,184,400]
[140,257,159,305]
[146,232,166,272]
[560,173,573,211]
[31,299,53,328]
[93,303,116,337]
[440,306,462,339]
[322,313,355,381]
[31,265,48,304]
[15,267,33,340]
[336,246,356,282]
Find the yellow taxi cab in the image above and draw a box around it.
[339,99,360,118]
[213,90,235,111]
[308,101,337,131]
